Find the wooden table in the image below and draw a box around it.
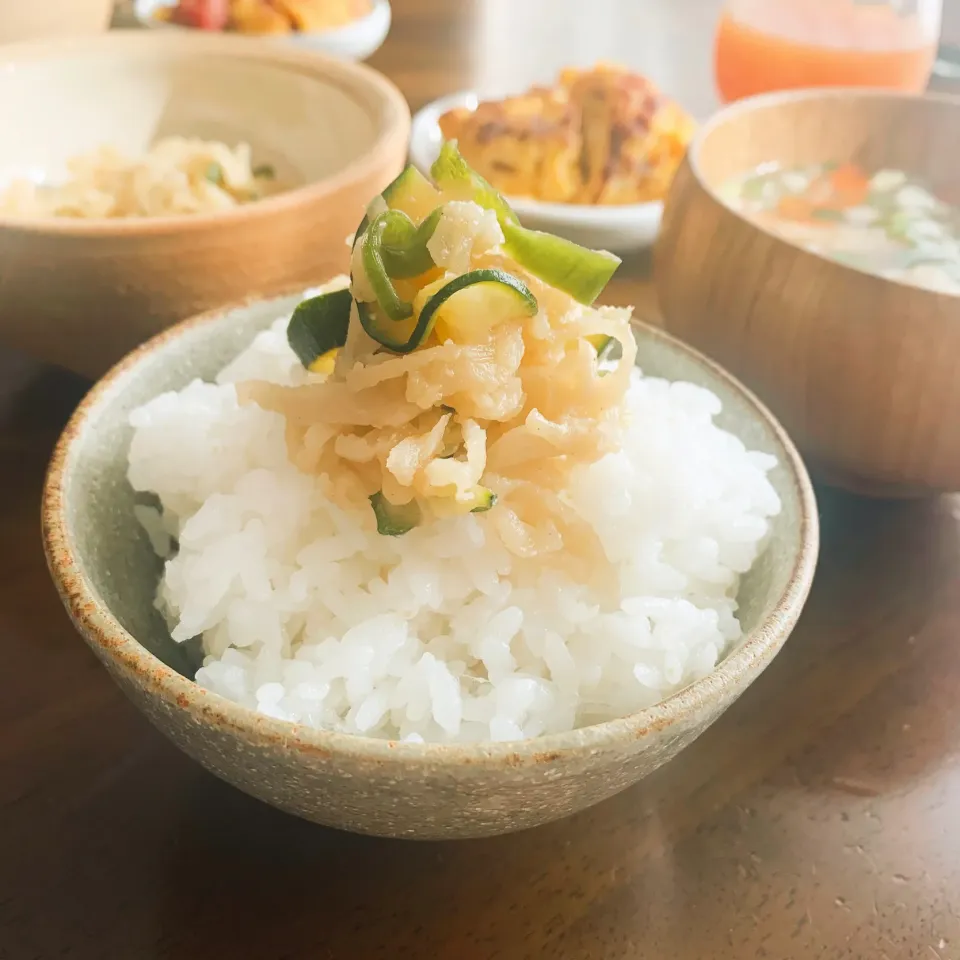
[5,2,960,957]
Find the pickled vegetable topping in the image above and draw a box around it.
[249,151,634,554]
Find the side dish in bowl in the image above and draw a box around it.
[410,65,696,253]
[719,161,960,295]
[44,149,817,838]
[136,0,392,60]
[0,31,409,379]
[656,88,960,496]
[158,0,371,32]
[0,137,279,219]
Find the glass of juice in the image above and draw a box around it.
[715,0,942,103]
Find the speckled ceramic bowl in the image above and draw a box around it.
[42,290,819,840]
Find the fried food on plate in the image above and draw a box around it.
[439,64,696,206]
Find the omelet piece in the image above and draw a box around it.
[561,64,661,204]
[439,89,581,203]
[438,64,695,207]
[618,101,698,204]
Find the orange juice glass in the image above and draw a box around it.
[715,0,942,103]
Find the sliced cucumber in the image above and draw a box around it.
[423,269,537,344]
[287,288,353,370]
[502,222,620,305]
[370,492,421,536]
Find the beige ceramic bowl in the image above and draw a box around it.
[0,31,409,378]
[42,289,818,840]
[656,89,960,497]
[0,0,112,44]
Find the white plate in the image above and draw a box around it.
[410,91,664,255]
[133,0,391,61]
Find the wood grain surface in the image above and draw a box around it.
[4,1,960,957]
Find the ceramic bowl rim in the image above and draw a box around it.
[0,30,410,237]
[42,287,819,769]
[686,86,960,303]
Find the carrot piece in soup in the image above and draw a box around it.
[776,195,815,221]
[828,163,869,207]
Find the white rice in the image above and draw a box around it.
[127,297,782,743]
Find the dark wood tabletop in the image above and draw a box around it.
[5,2,960,957]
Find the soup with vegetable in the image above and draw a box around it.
[720,163,960,296]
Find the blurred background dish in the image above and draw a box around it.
[410,65,695,254]
[0,0,113,44]
[715,0,943,102]
[134,0,391,60]
[0,31,409,379]
[0,137,281,218]
[655,87,960,497]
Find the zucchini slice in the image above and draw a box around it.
[361,215,415,322]
[287,288,353,370]
[422,268,537,344]
[587,334,622,375]
[370,492,421,536]
[383,165,443,223]
[359,268,536,354]
[469,487,497,513]
[308,350,338,375]
[379,206,444,279]
[353,165,443,248]
[431,485,498,517]
[357,301,423,354]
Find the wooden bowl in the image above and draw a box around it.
[0,0,112,43]
[655,89,960,496]
[41,288,818,840]
[0,31,409,379]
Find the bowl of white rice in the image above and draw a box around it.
[0,30,409,378]
[43,281,818,839]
